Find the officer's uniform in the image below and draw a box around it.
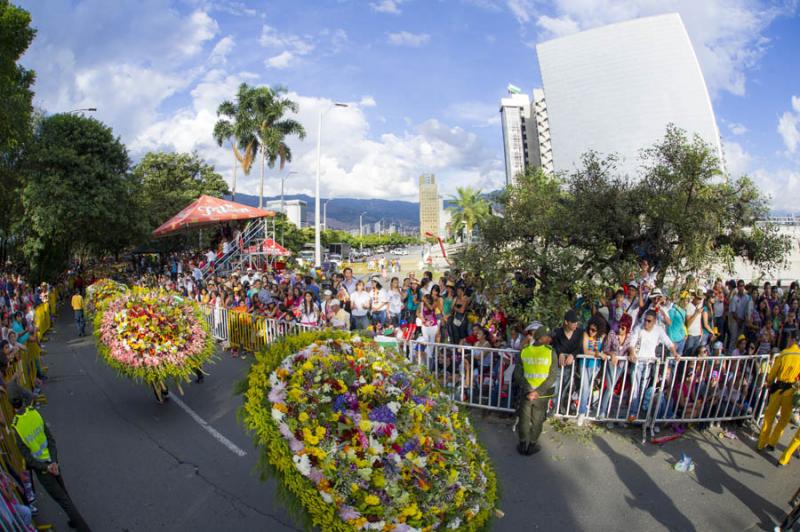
[758,341,800,450]
[12,404,90,531]
[513,332,558,454]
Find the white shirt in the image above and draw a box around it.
[388,289,403,315]
[730,292,752,321]
[350,291,371,317]
[630,325,673,359]
[206,250,216,263]
[371,289,389,312]
[686,302,703,336]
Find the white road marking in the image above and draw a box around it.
[170,395,248,457]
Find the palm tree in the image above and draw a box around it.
[251,86,305,208]
[213,83,259,201]
[448,187,491,243]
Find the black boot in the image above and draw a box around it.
[517,442,528,455]
[524,444,541,456]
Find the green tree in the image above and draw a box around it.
[447,187,490,242]
[213,83,259,201]
[133,151,230,235]
[0,0,36,255]
[455,126,790,326]
[20,114,136,279]
[214,83,305,208]
[252,85,305,208]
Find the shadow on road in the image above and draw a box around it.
[594,436,697,532]
[474,415,581,531]
[650,430,783,531]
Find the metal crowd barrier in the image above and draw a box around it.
[198,305,318,353]
[404,339,774,439]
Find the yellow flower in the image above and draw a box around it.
[301,361,314,371]
[364,494,380,506]
[359,419,372,432]
[401,503,419,517]
[358,384,376,398]
[351,482,360,493]
[298,412,310,423]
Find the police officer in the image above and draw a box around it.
[758,329,800,453]
[513,326,558,456]
[10,388,91,531]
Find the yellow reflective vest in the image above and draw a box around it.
[520,344,554,397]
[12,407,51,462]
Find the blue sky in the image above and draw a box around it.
[17,0,800,208]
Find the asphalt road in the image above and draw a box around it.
[34,311,799,531]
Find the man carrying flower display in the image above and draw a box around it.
[513,326,558,456]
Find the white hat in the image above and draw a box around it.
[648,288,664,299]
[330,299,341,306]
[323,289,333,296]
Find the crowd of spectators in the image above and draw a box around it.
[0,273,57,529]
[130,252,797,429]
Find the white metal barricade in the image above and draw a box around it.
[405,339,775,437]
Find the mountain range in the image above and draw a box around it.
[231,193,421,230]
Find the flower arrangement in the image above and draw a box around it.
[94,290,215,389]
[86,278,128,314]
[241,331,498,531]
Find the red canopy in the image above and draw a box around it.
[153,195,275,237]
[244,238,292,257]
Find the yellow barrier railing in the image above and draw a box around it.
[0,285,60,525]
[200,305,317,354]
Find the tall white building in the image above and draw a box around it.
[500,85,553,185]
[265,199,307,228]
[535,13,724,175]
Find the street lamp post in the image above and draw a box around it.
[323,199,333,231]
[65,107,97,114]
[315,102,349,267]
[280,171,298,215]
[359,211,368,252]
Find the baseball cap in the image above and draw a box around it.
[564,309,579,323]
[533,327,551,341]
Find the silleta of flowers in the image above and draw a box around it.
[86,278,128,314]
[242,331,497,531]
[94,290,214,390]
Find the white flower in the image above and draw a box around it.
[269,372,280,387]
[292,454,311,476]
[319,490,333,503]
[387,401,401,414]
[365,521,385,530]
[271,408,285,423]
[447,517,461,529]
[352,335,362,344]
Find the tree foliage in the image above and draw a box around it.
[447,187,491,242]
[20,114,136,279]
[133,151,230,237]
[455,125,791,325]
[0,0,36,247]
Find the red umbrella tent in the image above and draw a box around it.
[152,195,275,237]
[245,238,291,257]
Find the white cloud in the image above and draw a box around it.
[723,140,752,177]
[260,25,349,69]
[445,101,501,127]
[525,1,794,97]
[210,35,235,65]
[729,122,748,136]
[359,96,377,108]
[778,95,800,153]
[371,0,404,14]
[752,168,800,211]
[266,51,297,69]
[387,31,431,47]
[132,84,502,200]
[507,0,535,24]
[536,15,580,37]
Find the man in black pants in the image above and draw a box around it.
[10,389,91,531]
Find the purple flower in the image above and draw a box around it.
[368,405,397,424]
